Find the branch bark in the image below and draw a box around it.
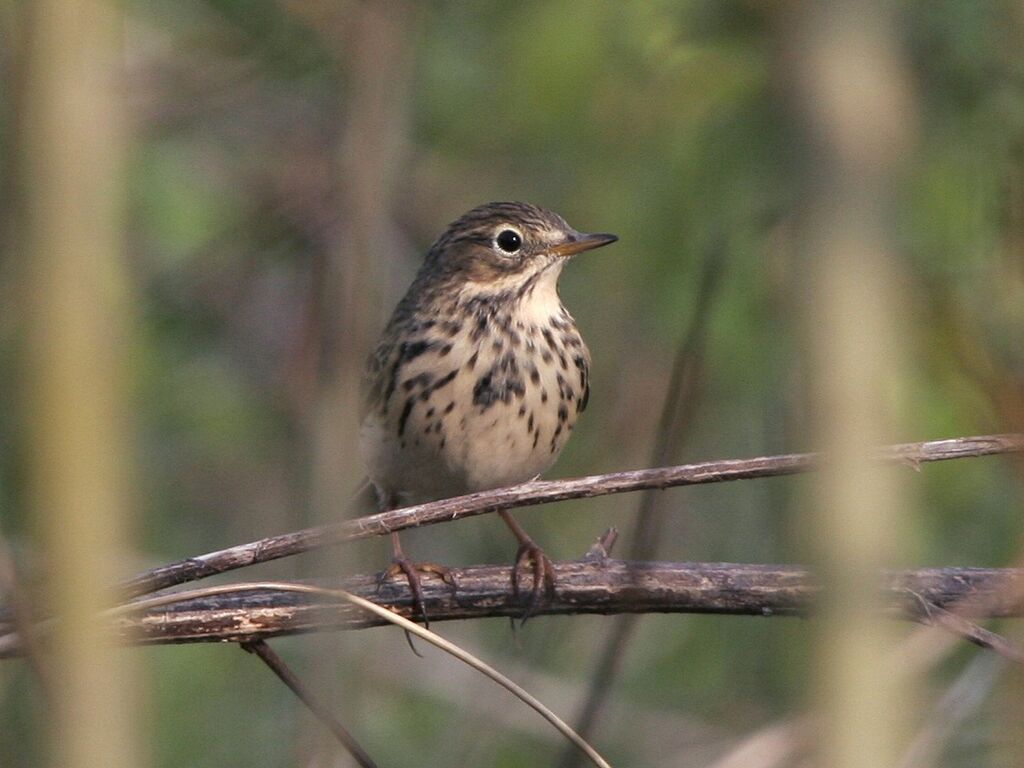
[121,433,1024,598]
[60,560,1024,650]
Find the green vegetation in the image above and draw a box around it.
[2,1,1022,765]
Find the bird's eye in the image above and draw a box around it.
[495,229,523,254]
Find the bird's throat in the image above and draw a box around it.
[456,261,567,328]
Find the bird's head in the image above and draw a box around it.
[423,202,617,291]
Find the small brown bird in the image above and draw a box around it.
[359,201,617,618]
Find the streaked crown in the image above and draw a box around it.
[421,201,617,284]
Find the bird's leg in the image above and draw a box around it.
[374,489,454,631]
[498,510,555,619]
[379,531,455,629]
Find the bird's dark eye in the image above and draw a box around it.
[495,229,522,254]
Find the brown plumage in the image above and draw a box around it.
[359,201,617,617]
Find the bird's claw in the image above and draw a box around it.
[511,541,555,623]
[377,558,455,630]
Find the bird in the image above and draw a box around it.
[359,201,617,621]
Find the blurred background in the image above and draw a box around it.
[2,1,1024,766]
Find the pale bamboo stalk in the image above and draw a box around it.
[22,1,139,767]
[790,3,918,767]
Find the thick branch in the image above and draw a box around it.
[91,561,1024,648]
[121,433,1024,598]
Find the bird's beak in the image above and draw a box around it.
[550,231,618,257]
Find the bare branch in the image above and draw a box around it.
[121,433,1024,598]
[28,560,1022,650]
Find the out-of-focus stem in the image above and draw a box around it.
[22,1,139,766]
[788,3,918,767]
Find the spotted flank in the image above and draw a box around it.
[359,202,615,506]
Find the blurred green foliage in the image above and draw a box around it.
[2,1,1023,766]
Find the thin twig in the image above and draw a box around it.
[241,639,378,768]
[120,433,1024,598]
[630,243,724,560]
[236,584,614,768]
[908,593,1024,664]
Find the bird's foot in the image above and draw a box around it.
[377,558,455,629]
[511,540,556,622]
